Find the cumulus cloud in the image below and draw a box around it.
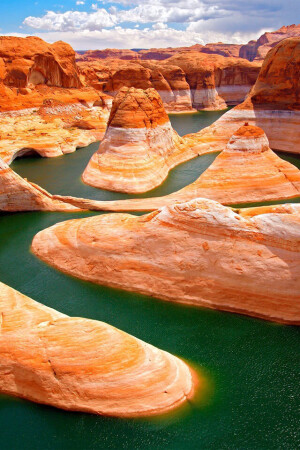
[20,0,300,49]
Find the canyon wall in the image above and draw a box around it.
[78,55,260,112]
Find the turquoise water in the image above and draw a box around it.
[1,112,300,449]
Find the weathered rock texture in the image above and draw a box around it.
[0,36,110,162]
[82,87,198,193]
[32,199,300,324]
[78,54,260,112]
[59,125,300,211]
[0,158,78,211]
[183,37,300,156]
[0,281,195,416]
[0,36,81,89]
[239,24,300,61]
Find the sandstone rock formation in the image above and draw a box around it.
[59,125,300,211]
[0,36,81,89]
[32,199,300,324]
[76,48,140,61]
[0,98,109,164]
[161,53,260,110]
[0,36,110,162]
[78,54,260,112]
[239,24,300,61]
[185,37,300,155]
[0,157,78,211]
[0,281,195,416]
[82,87,198,193]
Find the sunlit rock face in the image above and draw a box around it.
[32,199,300,324]
[239,24,300,61]
[0,281,195,417]
[0,36,110,163]
[186,38,300,155]
[0,158,78,211]
[0,36,81,89]
[82,87,197,193]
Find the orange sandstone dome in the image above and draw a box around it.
[32,199,300,324]
[82,87,198,193]
[0,281,195,416]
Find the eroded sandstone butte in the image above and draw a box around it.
[78,54,260,112]
[184,37,300,156]
[0,157,78,211]
[82,87,197,193]
[0,36,110,162]
[0,281,195,416]
[58,125,300,211]
[31,199,300,324]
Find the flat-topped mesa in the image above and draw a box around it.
[187,37,300,155]
[82,87,194,193]
[0,158,79,211]
[58,124,300,212]
[0,282,195,417]
[32,199,300,324]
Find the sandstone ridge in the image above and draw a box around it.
[0,281,195,416]
[32,199,300,324]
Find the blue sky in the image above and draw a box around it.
[1,0,299,50]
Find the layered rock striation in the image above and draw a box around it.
[82,87,197,193]
[32,199,300,324]
[78,54,260,112]
[184,37,300,155]
[0,281,195,416]
[0,158,78,211]
[0,36,110,162]
[60,125,300,211]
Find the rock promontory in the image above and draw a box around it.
[32,199,300,324]
[0,281,195,416]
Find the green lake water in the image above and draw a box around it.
[0,112,299,449]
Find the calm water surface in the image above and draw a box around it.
[1,112,300,449]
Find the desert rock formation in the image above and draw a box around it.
[58,125,300,211]
[32,199,300,324]
[0,157,79,211]
[82,87,198,193]
[0,36,110,162]
[183,37,300,156]
[239,24,300,61]
[0,281,195,416]
[78,54,260,112]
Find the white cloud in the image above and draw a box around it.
[76,1,85,5]
[8,25,265,50]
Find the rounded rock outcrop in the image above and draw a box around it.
[0,281,195,417]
